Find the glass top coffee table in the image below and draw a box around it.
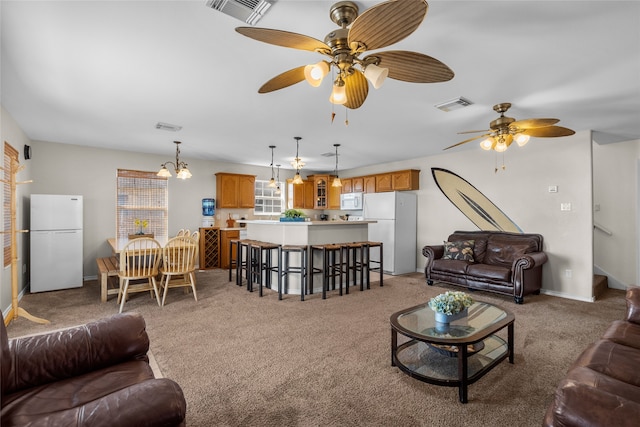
[390,301,514,403]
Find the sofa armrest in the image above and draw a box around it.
[512,251,548,271]
[626,286,640,324]
[6,313,150,393]
[422,245,444,276]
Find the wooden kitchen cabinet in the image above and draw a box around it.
[391,169,420,191]
[288,179,314,209]
[220,229,240,269]
[351,177,364,193]
[363,175,376,193]
[341,178,352,194]
[199,227,220,270]
[215,173,256,208]
[308,175,340,209]
[376,173,393,192]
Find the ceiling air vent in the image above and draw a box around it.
[155,122,182,132]
[435,97,474,112]
[205,0,274,26]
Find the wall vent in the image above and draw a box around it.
[434,96,474,112]
[205,0,274,26]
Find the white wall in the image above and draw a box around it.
[343,130,595,301]
[592,138,640,288]
[1,106,34,316]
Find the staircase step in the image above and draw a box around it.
[593,274,608,300]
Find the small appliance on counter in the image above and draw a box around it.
[202,198,215,227]
[319,214,329,221]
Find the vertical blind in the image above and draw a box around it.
[3,142,19,266]
[116,169,168,241]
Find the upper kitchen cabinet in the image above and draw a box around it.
[341,177,364,194]
[308,175,340,210]
[376,170,420,192]
[288,178,314,209]
[215,172,256,208]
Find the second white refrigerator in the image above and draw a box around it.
[363,191,417,275]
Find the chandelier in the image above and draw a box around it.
[291,137,304,184]
[331,143,342,187]
[157,141,192,179]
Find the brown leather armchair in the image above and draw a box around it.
[1,312,186,426]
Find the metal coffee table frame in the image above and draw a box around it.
[390,301,514,403]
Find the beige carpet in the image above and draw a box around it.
[6,270,627,427]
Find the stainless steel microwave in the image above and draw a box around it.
[340,192,364,210]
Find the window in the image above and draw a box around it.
[116,169,168,241]
[3,142,19,267]
[254,180,285,215]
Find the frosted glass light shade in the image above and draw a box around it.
[157,166,172,178]
[177,168,192,179]
[292,172,304,184]
[329,84,347,105]
[364,64,389,89]
[480,137,494,151]
[515,133,530,147]
[332,176,342,187]
[304,61,329,87]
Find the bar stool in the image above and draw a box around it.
[364,241,384,288]
[236,239,253,287]
[278,245,308,301]
[228,239,239,282]
[248,241,280,296]
[309,244,343,299]
[341,242,366,293]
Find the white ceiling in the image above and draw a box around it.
[2,1,639,172]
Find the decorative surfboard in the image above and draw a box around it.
[431,167,522,233]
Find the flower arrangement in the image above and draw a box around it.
[428,291,474,315]
[134,218,149,235]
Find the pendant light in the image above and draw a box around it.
[268,145,277,187]
[291,137,304,185]
[331,144,342,187]
[275,164,282,195]
[157,141,192,179]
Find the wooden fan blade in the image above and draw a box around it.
[343,70,369,110]
[368,50,454,83]
[258,66,306,93]
[348,0,428,52]
[236,27,330,53]
[521,126,576,138]
[443,134,490,150]
[458,129,490,135]
[511,118,560,129]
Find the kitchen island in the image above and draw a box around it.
[239,220,376,295]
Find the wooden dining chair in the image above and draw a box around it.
[118,237,163,313]
[160,235,198,306]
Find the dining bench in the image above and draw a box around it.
[96,256,120,302]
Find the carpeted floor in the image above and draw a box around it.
[6,270,627,427]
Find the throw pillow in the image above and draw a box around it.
[442,240,475,262]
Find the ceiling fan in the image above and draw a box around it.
[235,0,454,109]
[444,103,576,152]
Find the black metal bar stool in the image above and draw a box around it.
[236,239,253,287]
[248,241,280,296]
[278,245,308,301]
[228,239,239,282]
[364,241,384,288]
[309,244,343,299]
[341,242,366,293]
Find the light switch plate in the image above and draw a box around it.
[561,203,571,211]
[548,185,558,193]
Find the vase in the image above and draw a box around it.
[434,308,468,324]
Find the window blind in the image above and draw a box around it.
[116,169,168,241]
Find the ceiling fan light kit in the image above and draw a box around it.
[235,0,454,110]
[446,102,575,154]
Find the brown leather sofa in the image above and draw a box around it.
[422,230,548,304]
[543,286,640,426]
[1,311,186,427]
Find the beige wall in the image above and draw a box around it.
[2,106,638,313]
[592,138,640,288]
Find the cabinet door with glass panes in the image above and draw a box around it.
[255,179,284,216]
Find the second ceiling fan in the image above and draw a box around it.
[235,0,454,109]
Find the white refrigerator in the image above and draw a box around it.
[363,192,417,275]
[30,194,83,292]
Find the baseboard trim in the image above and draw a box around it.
[540,289,595,303]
